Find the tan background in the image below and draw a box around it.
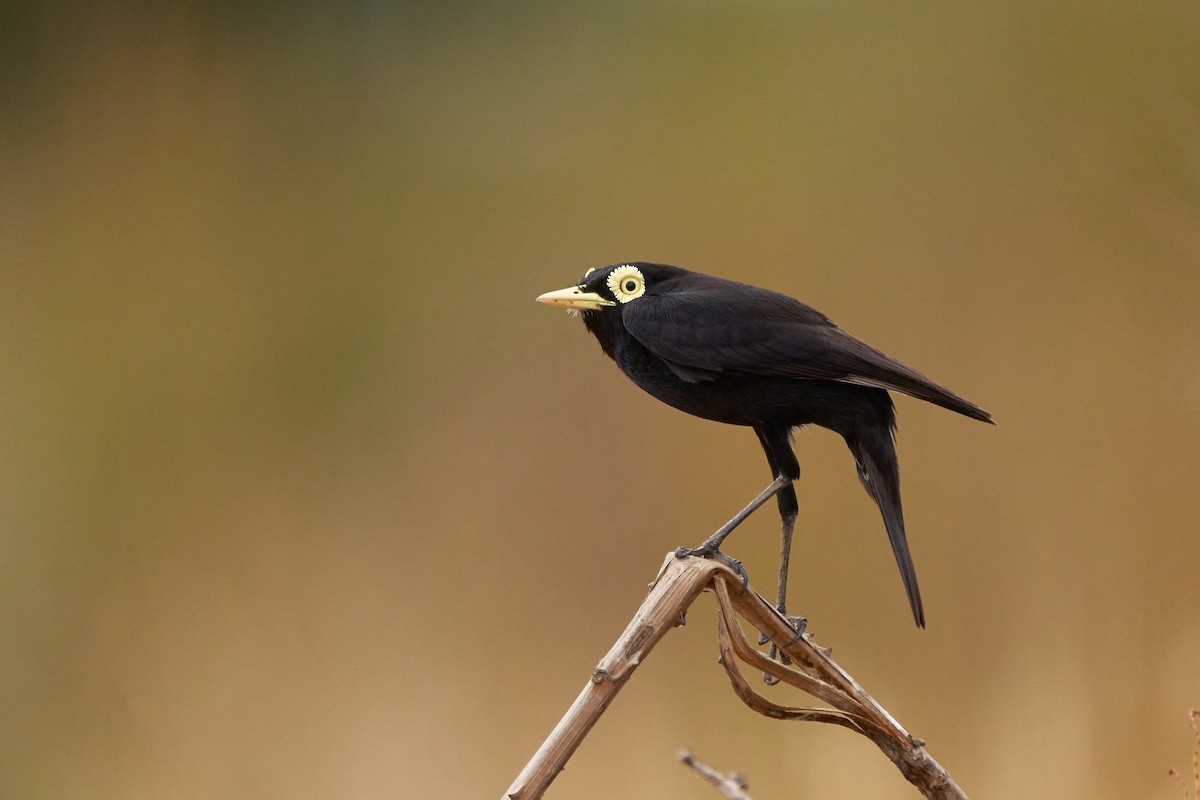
[3,3,1199,798]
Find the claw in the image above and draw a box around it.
[712,552,749,593]
[782,615,807,647]
[759,612,806,683]
[675,545,749,592]
[760,640,795,684]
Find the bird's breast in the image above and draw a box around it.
[611,333,784,426]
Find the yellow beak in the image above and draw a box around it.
[535,285,616,310]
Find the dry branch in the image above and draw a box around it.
[502,553,967,800]
[678,749,752,799]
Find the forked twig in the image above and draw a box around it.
[678,749,753,799]
[713,581,870,733]
[502,554,968,800]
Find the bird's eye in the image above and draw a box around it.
[607,264,646,303]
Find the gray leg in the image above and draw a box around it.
[776,509,796,616]
[679,475,791,555]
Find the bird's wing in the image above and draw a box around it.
[622,287,992,422]
[621,288,865,380]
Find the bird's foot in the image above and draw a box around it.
[759,612,806,685]
[674,545,749,591]
[757,613,807,644]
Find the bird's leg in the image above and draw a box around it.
[679,475,791,554]
[774,503,802,624]
[761,507,807,684]
[774,509,805,631]
[675,476,791,584]
[751,425,805,637]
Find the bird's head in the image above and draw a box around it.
[537,263,685,353]
[536,262,685,316]
[538,263,682,357]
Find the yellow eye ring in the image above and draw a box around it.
[607,264,646,303]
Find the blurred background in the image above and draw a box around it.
[3,2,1199,798]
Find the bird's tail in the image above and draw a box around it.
[846,424,925,628]
[840,337,994,424]
[875,369,993,425]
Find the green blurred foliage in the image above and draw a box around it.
[2,2,1199,798]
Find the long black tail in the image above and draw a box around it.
[845,421,925,628]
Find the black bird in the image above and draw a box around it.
[537,263,991,628]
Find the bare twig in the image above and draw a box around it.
[679,749,752,799]
[502,553,968,800]
[503,554,721,800]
